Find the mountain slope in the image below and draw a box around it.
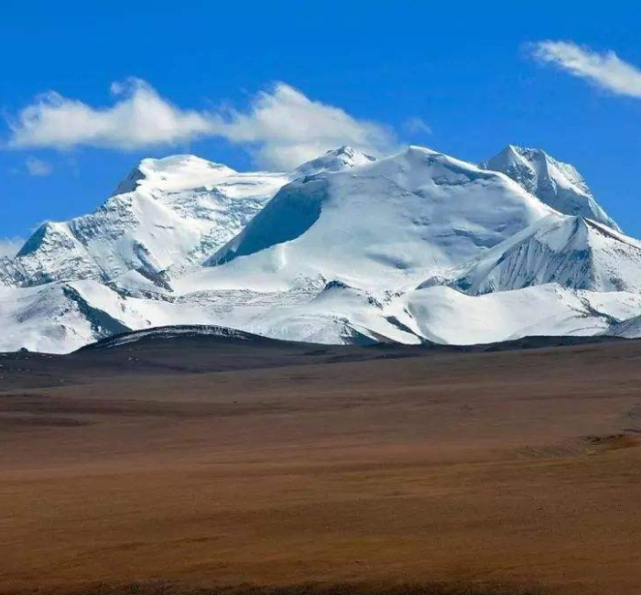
[202,146,554,292]
[396,284,641,345]
[605,315,641,339]
[0,280,146,353]
[0,155,289,290]
[0,144,639,354]
[482,145,620,231]
[423,215,641,295]
[0,149,380,292]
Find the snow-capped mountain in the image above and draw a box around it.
[2,143,641,354]
[0,281,136,353]
[0,148,374,292]
[203,146,553,291]
[482,145,620,231]
[422,214,641,295]
[397,284,641,345]
[0,155,289,290]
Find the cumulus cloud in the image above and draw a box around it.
[6,80,397,169]
[209,83,396,168]
[25,157,52,177]
[531,41,641,98]
[0,237,24,258]
[8,78,212,150]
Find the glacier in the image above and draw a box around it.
[3,143,641,353]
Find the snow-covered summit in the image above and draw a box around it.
[204,146,554,291]
[0,148,388,292]
[294,146,376,176]
[0,156,290,290]
[482,145,620,231]
[1,142,640,354]
[113,154,237,195]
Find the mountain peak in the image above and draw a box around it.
[4,143,641,353]
[294,146,376,176]
[208,145,553,289]
[1,153,289,291]
[437,213,641,296]
[16,221,75,258]
[114,154,237,195]
[482,145,620,231]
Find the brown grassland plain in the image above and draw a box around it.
[1,336,641,595]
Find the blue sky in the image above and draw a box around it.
[2,0,641,250]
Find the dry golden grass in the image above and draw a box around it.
[2,339,641,595]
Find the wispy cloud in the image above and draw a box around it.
[25,156,52,177]
[531,40,641,98]
[6,80,397,170]
[0,237,24,258]
[402,117,432,137]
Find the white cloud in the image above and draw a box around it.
[25,157,52,177]
[0,237,24,258]
[209,83,396,168]
[531,41,641,98]
[6,80,397,170]
[8,79,212,151]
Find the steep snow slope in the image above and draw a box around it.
[422,215,641,295]
[0,149,376,292]
[0,281,144,353]
[482,145,620,230]
[0,155,289,290]
[200,146,553,292]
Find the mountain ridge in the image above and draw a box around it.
[481,144,620,231]
[3,143,641,353]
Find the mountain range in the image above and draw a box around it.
[2,144,641,353]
